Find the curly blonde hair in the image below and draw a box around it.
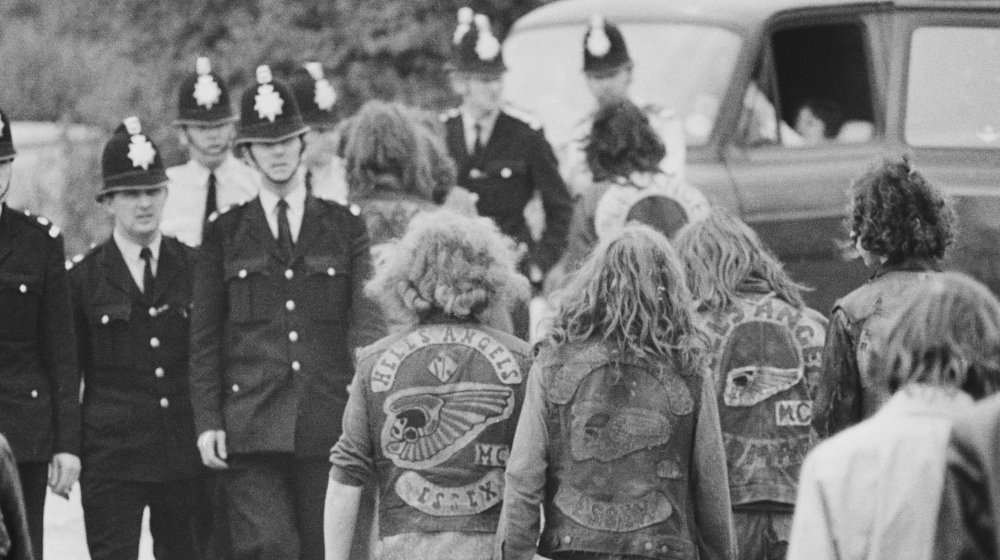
[674,209,809,310]
[548,224,703,371]
[884,272,1000,399]
[365,209,529,329]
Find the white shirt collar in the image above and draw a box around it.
[113,229,162,263]
[258,182,307,242]
[460,108,500,154]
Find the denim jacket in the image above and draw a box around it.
[497,341,735,560]
[694,290,827,509]
[813,259,941,437]
[329,317,531,545]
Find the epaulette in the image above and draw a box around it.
[503,104,543,131]
[207,199,250,223]
[16,208,62,239]
[438,107,461,123]
[64,252,86,271]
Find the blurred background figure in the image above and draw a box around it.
[497,224,735,560]
[814,157,955,437]
[0,434,34,560]
[289,62,349,203]
[560,14,686,194]
[675,210,827,560]
[793,98,845,144]
[788,272,1000,560]
[163,57,258,247]
[325,209,531,560]
[560,99,709,277]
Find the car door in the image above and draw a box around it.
[722,5,892,314]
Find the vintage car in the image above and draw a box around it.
[503,0,1000,313]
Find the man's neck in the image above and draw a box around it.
[191,149,226,172]
[260,174,302,199]
[462,105,499,124]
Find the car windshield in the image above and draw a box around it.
[503,23,741,150]
[906,26,1000,149]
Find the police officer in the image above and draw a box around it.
[441,8,573,290]
[0,107,81,560]
[288,62,348,203]
[69,117,200,560]
[560,14,687,194]
[189,65,386,560]
[163,56,258,247]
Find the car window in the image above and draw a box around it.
[906,26,1000,149]
[503,23,741,149]
[738,22,876,148]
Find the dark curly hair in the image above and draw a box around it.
[849,156,955,263]
[585,100,665,182]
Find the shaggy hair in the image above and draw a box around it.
[585,100,665,182]
[849,156,955,263]
[884,272,1000,399]
[344,100,437,200]
[674,209,808,310]
[365,209,528,328]
[547,224,703,371]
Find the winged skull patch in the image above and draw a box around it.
[720,321,804,407]
[381,382,515,470]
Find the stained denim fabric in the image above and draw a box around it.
[813,259,941,437]
[694,292,827,507]
[497,342,736,560]
[329,319,531,543]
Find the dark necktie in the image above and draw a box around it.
[140,246,155,296]
[204,172,218,221]
[473,122,483,157]
[305,169,313,195]
[276,199,294,259]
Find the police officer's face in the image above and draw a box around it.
[249,136,302,186]
[454,74,503,118]
[0,161,11,203]
[586,68,632,107]
[182,122,235,159]
[103,187,167,241]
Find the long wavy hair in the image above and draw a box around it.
[365,209,529,331]
[849,156,955,263]
[674,209,809,310]
[884,272,1000,399]
[547,224,702,372]
[585,99,665,182]
[344,100,437,200]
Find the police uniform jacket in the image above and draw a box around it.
[443,110,572,274]
[69,236,200,481]
[190,195,386,458]
[163,155,259,247]
[0,205,80,463]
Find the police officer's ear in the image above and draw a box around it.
[177,125,191,149]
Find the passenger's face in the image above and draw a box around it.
[104,187,167,241]
[586,69,631,107]
[453,73,504,118]
[249,136,302,186]
[795,107,827,144]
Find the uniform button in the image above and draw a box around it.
[30,390,38,399]
[238,269,248,279]
[150,337,160,349]
[500,167,512,178]
[285,300,295,311]
[644,542,654,552]
[285,269,294,280]
[159,397,169,409]
[562,535,571,545]
[232,384,240,393]
[148,307,158,318]
[291,361,301,372]
[660,545,669,554]
[154,367,165,378]
[326,267,335,276]
[19,284,27,293]
[101,315,110,325]
[288,331,299,343]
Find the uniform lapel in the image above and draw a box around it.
[102,241,143,300]
[290,195,325,264]
[478,112,510,161]
[150,238,182,304]
[0,207,16,267]
[245,197,287,264]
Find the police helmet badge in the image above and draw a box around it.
[175,56,235,126]
[304,62,337,112]
[253,66,284,123]
[124,117,156,170]
[193,56,222,109]
[235,65,308,145]
[583,14,632,75]
[99,116,168,199]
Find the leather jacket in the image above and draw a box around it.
[813,258,941,437]
[694,290,827,508]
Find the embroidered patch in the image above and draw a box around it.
[775,400,812,426]
[720,321,803,407]
[473,443,509,468]
[593,176,710,241]
[381,382,514,470]
[723,432,813,471]
[371,325,522,392]
[395,468,503,516]
[655,459,682,479]
[570,400,672,462]
[554,484,672,532]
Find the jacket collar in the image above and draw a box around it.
[870,257,941,280]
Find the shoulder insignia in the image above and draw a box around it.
[350,203,361,217]
[48,225,60,238]
[438,108,461,123]
[64,253,85,271]
[209,199,249,223]
[503,105,543,131]
[207,211,220,223]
